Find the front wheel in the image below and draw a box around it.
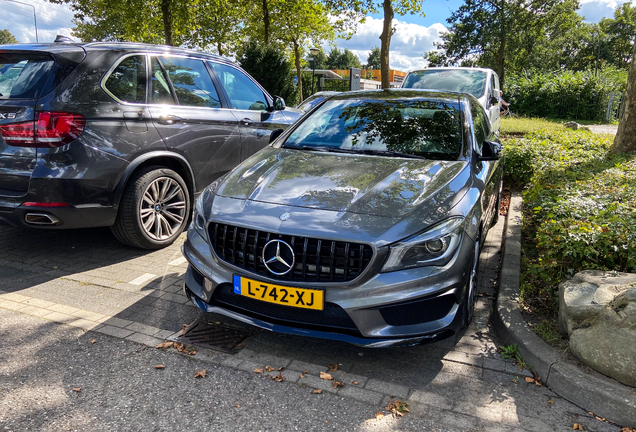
[462,239,480,328]
[111,166,191,249]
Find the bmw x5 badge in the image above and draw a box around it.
[279,212,291,221]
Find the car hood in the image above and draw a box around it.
[217,147,470,218]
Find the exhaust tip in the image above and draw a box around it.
[25,213,62,225]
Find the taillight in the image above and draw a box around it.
[0,111,85,148]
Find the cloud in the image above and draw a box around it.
[578,0,629,21]
[331,17,446,71]
[0,0,75,43]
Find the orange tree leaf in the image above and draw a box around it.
[320,372,333,380]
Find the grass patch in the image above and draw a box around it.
[501,117,566,136]
[502,129,636,344]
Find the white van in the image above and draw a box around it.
[402,67,501,134]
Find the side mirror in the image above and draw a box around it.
[269,128,284,144]
[480,140,503,160]
[273,96,286,111]
[489,96,499,107]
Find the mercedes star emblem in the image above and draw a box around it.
[262,239,295,275]
[279,212,291,221]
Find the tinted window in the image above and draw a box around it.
[403,70,488,98]
[283,98,462,160]
[104,55,146,103]
[150,57,175,104]
[159,57,221,108]
[0,53,55,99]
[210,63,267,111]
[471,101,489,150]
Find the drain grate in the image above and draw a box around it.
[176,319,251,354]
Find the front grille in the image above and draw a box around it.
[211,284,359,333]
[379,294,456,326]
[210,223,373,282]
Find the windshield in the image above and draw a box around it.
[402,69,487,98]
[282,97,463,161]
[298,95,328,112]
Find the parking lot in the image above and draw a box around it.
[0,218,620,431]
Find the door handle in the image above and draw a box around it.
[241,118,253,125]
[158,115,182,125]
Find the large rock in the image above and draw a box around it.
[559,270,636,387]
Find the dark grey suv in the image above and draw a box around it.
[0,40,301,248]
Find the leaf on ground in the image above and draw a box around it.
[155,341,173,349]
[253,368,263,374]
[573,423,584,430]
[312,389,322,394]
[525,377,535,383]
[375,412,384,420]
[328,363,338,372]
[320,372,333,380]
[214,321,221,325]
[548,400,554,404]
[300,374,306,378]
[90,339,96,344]
[194,369,206,378]
[72,387,81,392]
[174,342,186,352]
[235,343,245,349]
[386,400,410,417]
[181,324,189,335]
[303,369,310,374]
[351,381,358,385]
[154,364,165,369]
[277,367,284,372]
[272,374,285,382]
[234,404,241,408]
[620,428,636,432]
[331,380,344,389]
[189,351,197,356]
[265,365,275,372]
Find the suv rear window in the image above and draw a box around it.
[0,53,56,99]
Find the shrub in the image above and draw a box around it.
[503,130,636,316]
[505,67,628,122]
[238,41,299,106]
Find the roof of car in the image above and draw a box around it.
[407,66,495,74]
[328,88,465,102]
[0,41,231,63]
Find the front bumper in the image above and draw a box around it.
[182,224,475,347]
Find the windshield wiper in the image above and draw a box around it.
[356,149,427,159]
[282,145,358,154]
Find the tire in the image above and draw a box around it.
[491,181,502,227]
[111,166,191,249]
[462,239,480,328]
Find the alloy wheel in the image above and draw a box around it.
[139,176,187,241]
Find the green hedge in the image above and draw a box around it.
[503,130,636,313]
[505,68,628,122]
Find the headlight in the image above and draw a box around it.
[192,189,211,239]
[381,217,465,272]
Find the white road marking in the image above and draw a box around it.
[168,257,187,266]
[129,273,157,286]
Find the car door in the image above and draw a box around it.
[208,62,292,161]
[471,100,499,231]
[146,55,242,192]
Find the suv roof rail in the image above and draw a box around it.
[54,35,74,43]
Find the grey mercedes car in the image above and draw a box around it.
[182,89,503,347]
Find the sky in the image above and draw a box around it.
[0,0,630,72]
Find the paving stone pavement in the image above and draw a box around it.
[0,222,622,431]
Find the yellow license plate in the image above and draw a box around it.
[233,275,324,310]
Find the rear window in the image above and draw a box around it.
[403,69,488,98]
[0,52,79,100]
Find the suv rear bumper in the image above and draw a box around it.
[0,200,117,229]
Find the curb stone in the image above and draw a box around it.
[493,192,636,427]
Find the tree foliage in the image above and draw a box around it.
[325,47,362,69]
[0,29,17,45]
[364,46,381,69]
[238,41,299,105]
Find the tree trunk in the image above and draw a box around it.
[294,40,303,103]
[262,0,270,45]
[611,43,636,154]
[217,42,223,57]
[161,0,174,46]
[379,0,394,89]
